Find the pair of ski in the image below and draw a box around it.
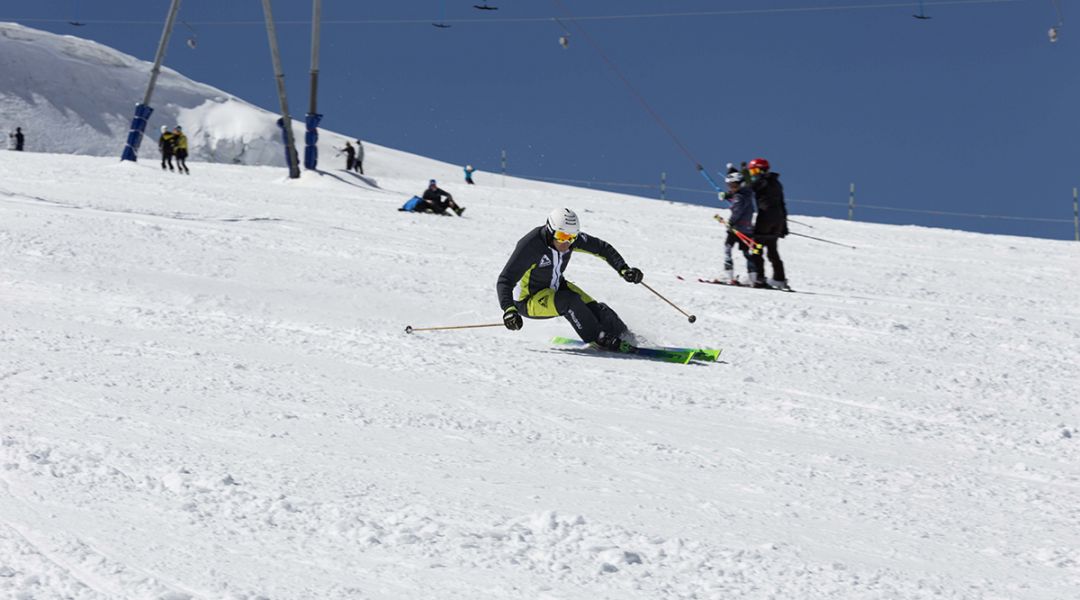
[676,275,794,293]
[550,336,721,365]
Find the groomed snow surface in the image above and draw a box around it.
[2,149,1079,599]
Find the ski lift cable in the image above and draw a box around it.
[11,0,1025,27]
[1050,0,1064,25]
[549,0,702,170]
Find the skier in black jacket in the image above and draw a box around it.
[157,126,175,171]
[497,208,643,351]
[747,157,790,290]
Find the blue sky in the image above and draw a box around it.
[7,1,1079,240]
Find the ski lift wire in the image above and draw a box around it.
[16,0,1026,27]
[549,0,702,169]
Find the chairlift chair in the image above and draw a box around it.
[913,0,931,19]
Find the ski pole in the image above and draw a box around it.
[788,218,814,229]
[640,281,697,323]
[405,322,503,334]
[713,214,763,255]
[788,231,856,249]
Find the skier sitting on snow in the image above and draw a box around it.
[497,207,643,352]
[719,170,759,285]
[418,179,465,216]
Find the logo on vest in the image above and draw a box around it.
[539,255,552,267]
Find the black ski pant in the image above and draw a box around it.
[723,230,757,274]
[175,149,189,173]
[750,237,785,282]
[417,198,462,215]
[516,284,627,344]
[161,151,174,170]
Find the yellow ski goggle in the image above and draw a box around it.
[553,230,578,243]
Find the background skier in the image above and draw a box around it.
[341,141,356,171]
[748,157,789,289]
[172,126,190,174]
[158,126,175,171]
[497,207,644,351]
[719,171,758,284]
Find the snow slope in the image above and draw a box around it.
[2,147,1080,599]
[3,21,1080,600]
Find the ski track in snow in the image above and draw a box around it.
[2,150,1080,599]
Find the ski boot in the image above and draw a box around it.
[596,331,634,353]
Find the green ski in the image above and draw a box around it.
[550,336,703,365]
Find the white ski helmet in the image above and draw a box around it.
[546,207,580,237]
[160,125,168,132]
[725,171,743,184]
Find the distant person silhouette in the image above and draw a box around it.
[419,179,465,216]
[13,127,24,151]
[354,140,364,174]
[341,141,356,171]
[464,164,475,184]
[158,126,175,171]
[172,126,190,174]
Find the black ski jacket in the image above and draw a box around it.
[422,186,452,203]
[497,225,628,311]
[751,172,788,237]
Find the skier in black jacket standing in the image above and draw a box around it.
[747,157,790,290]
[497,208,643,351]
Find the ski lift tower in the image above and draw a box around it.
[120,0,182,162]
[304,0,323,170]
[262,0,301,178]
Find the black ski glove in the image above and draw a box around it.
[502,307,523,330]
[620,266,643,284]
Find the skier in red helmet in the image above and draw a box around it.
[747,158,790,290]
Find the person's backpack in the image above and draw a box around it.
[399,196,423,212]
